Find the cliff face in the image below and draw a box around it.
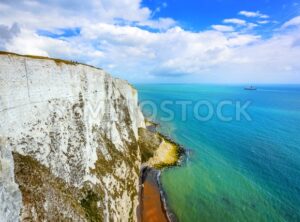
[0,53,145,221]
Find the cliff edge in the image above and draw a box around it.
[0,52,145,221]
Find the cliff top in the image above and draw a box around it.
[0,50,103,71]
[0,50,136,89]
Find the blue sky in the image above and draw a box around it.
[0,0,300,83]
[144,0,299,30]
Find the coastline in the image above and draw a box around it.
[156,170,179,222]
[139,167,169,222]
[139,166,179,222]
[139,119,185,222]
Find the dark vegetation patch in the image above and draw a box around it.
[13,152,107,221]
[138,128,162,163]
[80,190,103,222]
[13,152,87,221]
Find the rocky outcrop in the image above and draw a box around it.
[0,52,145,221]
[139,125,182,169]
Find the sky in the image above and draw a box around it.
[0,0,300,84]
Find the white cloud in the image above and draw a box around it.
[222,18,262,31]
[5,28,103,60]
[0,1,299,83]
[257,20,270,25]
[211,25,234,32]
[223,18,247,26]
[227,34,260,46]
[140,18,176,30]
[0,0,164,29]
[0,23,20,49]
[246,23,259,30]
[239,11,269,19]
[221,28,300,83]
[282,16,300,28]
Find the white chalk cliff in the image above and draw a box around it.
[0,52,145,221]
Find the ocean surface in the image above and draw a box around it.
[135,84,300,222]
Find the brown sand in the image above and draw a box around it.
[141,169,168,222]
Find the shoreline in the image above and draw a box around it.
[139,167,170,222]
[139,166,179,222]
[139,119,185,222]
[156,170,178,222]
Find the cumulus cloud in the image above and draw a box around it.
[0,1,299,83]
[0,0,161,29]
[257,20,270,25]
[246,23,259,30]
[220,28,300,83]
[223,18,247,26]
[211,25,234,32]
[5,28,103,60]
[239,10,269,19]
[0,23,20,49]
[222,18,265,31]
[139,18,176,30]
[74,24,262,80]
[282,16,300,28]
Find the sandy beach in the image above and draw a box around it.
[138,121,183,222]
[140,168,169,222]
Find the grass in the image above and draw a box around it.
[0,50,102,70]
[145,119,159,127]
[148,136,181,169]
[12,152,87,221]
[138,128,162,162]
[80,190,102,222]
[25,54,76,65]
[138,127,183,169]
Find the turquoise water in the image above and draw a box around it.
[136,84,300,222]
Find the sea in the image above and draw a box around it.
[135,84,300,222]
